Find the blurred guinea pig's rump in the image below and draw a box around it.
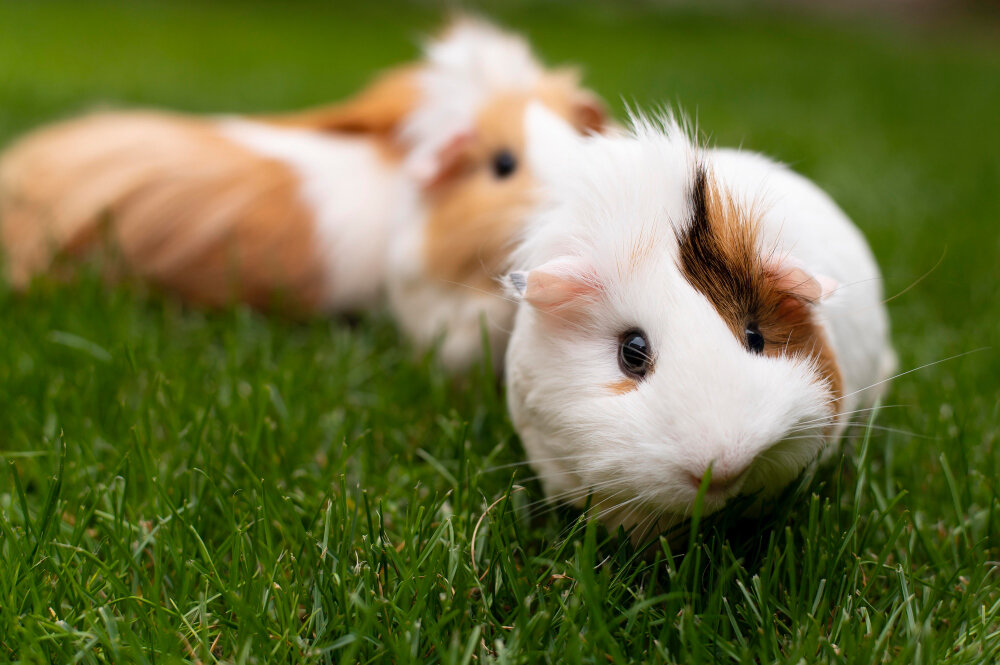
[0,18,605,346]
[504,106,896,541]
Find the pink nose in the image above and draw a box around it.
[689,465,749,493]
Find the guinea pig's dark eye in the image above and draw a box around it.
[491,150,517,179]
[618,329,652,378]
[744,325,765,354]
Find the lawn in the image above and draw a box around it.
[1,1,999,663]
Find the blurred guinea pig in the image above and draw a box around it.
[504,105,896,540]
[0,18,605,369]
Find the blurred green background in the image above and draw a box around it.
[1,1,998,662]
[2,0,997,378]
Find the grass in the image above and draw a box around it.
[1,1,999,662]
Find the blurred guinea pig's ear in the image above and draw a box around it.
[264,65,419,136]
[572,89,607,134]
[524,102,585,187]
[546,67,607,134]
[506,255,600,323]
[410,129,478,189]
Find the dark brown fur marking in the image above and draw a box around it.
[678,166,843,403]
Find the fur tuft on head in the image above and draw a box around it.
[401,17,547,181]
[510,105,696,277]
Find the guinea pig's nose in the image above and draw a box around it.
[689,464,749,493]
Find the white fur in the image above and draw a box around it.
[401,18,544,181]
[216,118,417,311]
[505,106,895,535]
[387,226,515,370]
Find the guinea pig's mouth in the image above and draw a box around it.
[686,467,749,497]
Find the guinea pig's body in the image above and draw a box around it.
[505,107,895,538]
[0,19,603,365]
[0,109,408,310]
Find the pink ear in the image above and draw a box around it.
[506,256,600,319]
[411,131,476,188]
[572,91,607,133]
[769,257,837,303]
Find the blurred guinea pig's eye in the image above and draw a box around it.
[491,150,517,178]
[618,329,652,378]
[744,325,765,354]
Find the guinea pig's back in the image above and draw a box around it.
[0,110,410,311]
[216,119,414,311]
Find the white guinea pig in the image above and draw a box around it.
[504,106,896,539]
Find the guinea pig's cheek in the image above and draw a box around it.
[604,377,639,395]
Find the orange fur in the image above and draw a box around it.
[421,79,606,294]
[0,65,420,307]
[679,171,843,404]
[0,112,327,309]
[605,377,638,395]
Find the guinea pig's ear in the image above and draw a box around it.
[768,256,838,303]
[505,255,600,321]
[411,130,477,189]
[525,102,583,186]
[546,67,607,134]
[263,66,418,136]
[571,89,607,134]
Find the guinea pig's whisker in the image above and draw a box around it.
[880,249,946,305]
[505,460,608,487]
[586,490,634,518]
[631,350,655,363]
[832,349,987,405]
[782,419,935,441]
[834,422,931,439]
[821,275,884,300]
[774,435,827,443]
[517,478,624,513]
[794,404,909,427]
[617,496,656,531]
[590,495,646,525]
[483,454,596,474]
[631,507,659,537]
[558,482,635,510]
[524,485,633,527]
[782,329,795,355]
[439,278,521,306]
[784,421,835,434]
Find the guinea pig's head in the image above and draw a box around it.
[401,17,606,292]
[504,106,843,538]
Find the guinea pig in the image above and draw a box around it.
[0,18,604,351]
[503,105,896,540]
[384,21,605,369]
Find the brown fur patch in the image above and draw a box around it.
[678,167,843,403]
[421,78,606,294]
[0,112,327,310]
[606,378,639,395]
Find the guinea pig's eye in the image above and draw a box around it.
[491,150,517,179]
[744,325,765,354]
[618,329,652,378]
